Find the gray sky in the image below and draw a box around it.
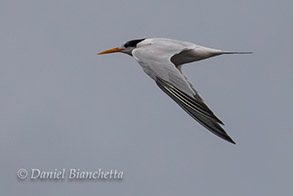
[1,0,292,195]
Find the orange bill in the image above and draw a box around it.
[97,47,122,55]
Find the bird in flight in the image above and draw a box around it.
[98,38,252,144]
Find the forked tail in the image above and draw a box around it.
[220,51,253,54]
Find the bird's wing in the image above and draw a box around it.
[155,78,235,144]
[132,45,235,144]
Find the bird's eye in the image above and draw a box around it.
[124,42,130,48]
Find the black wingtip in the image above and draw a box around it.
[216,129,236,144]
[226,136,236,144]
[220,134,236,144]
[210,128,236,144]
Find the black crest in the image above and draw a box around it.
[124,38,145,48]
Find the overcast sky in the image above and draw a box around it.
[1,0,292,195]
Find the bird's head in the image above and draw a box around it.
[98,38,145,56]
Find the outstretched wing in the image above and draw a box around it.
[156,78,235,144]
[132,39,235,144]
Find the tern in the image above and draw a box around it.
[98,38,252,144]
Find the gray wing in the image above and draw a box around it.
[156,78,235,144]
